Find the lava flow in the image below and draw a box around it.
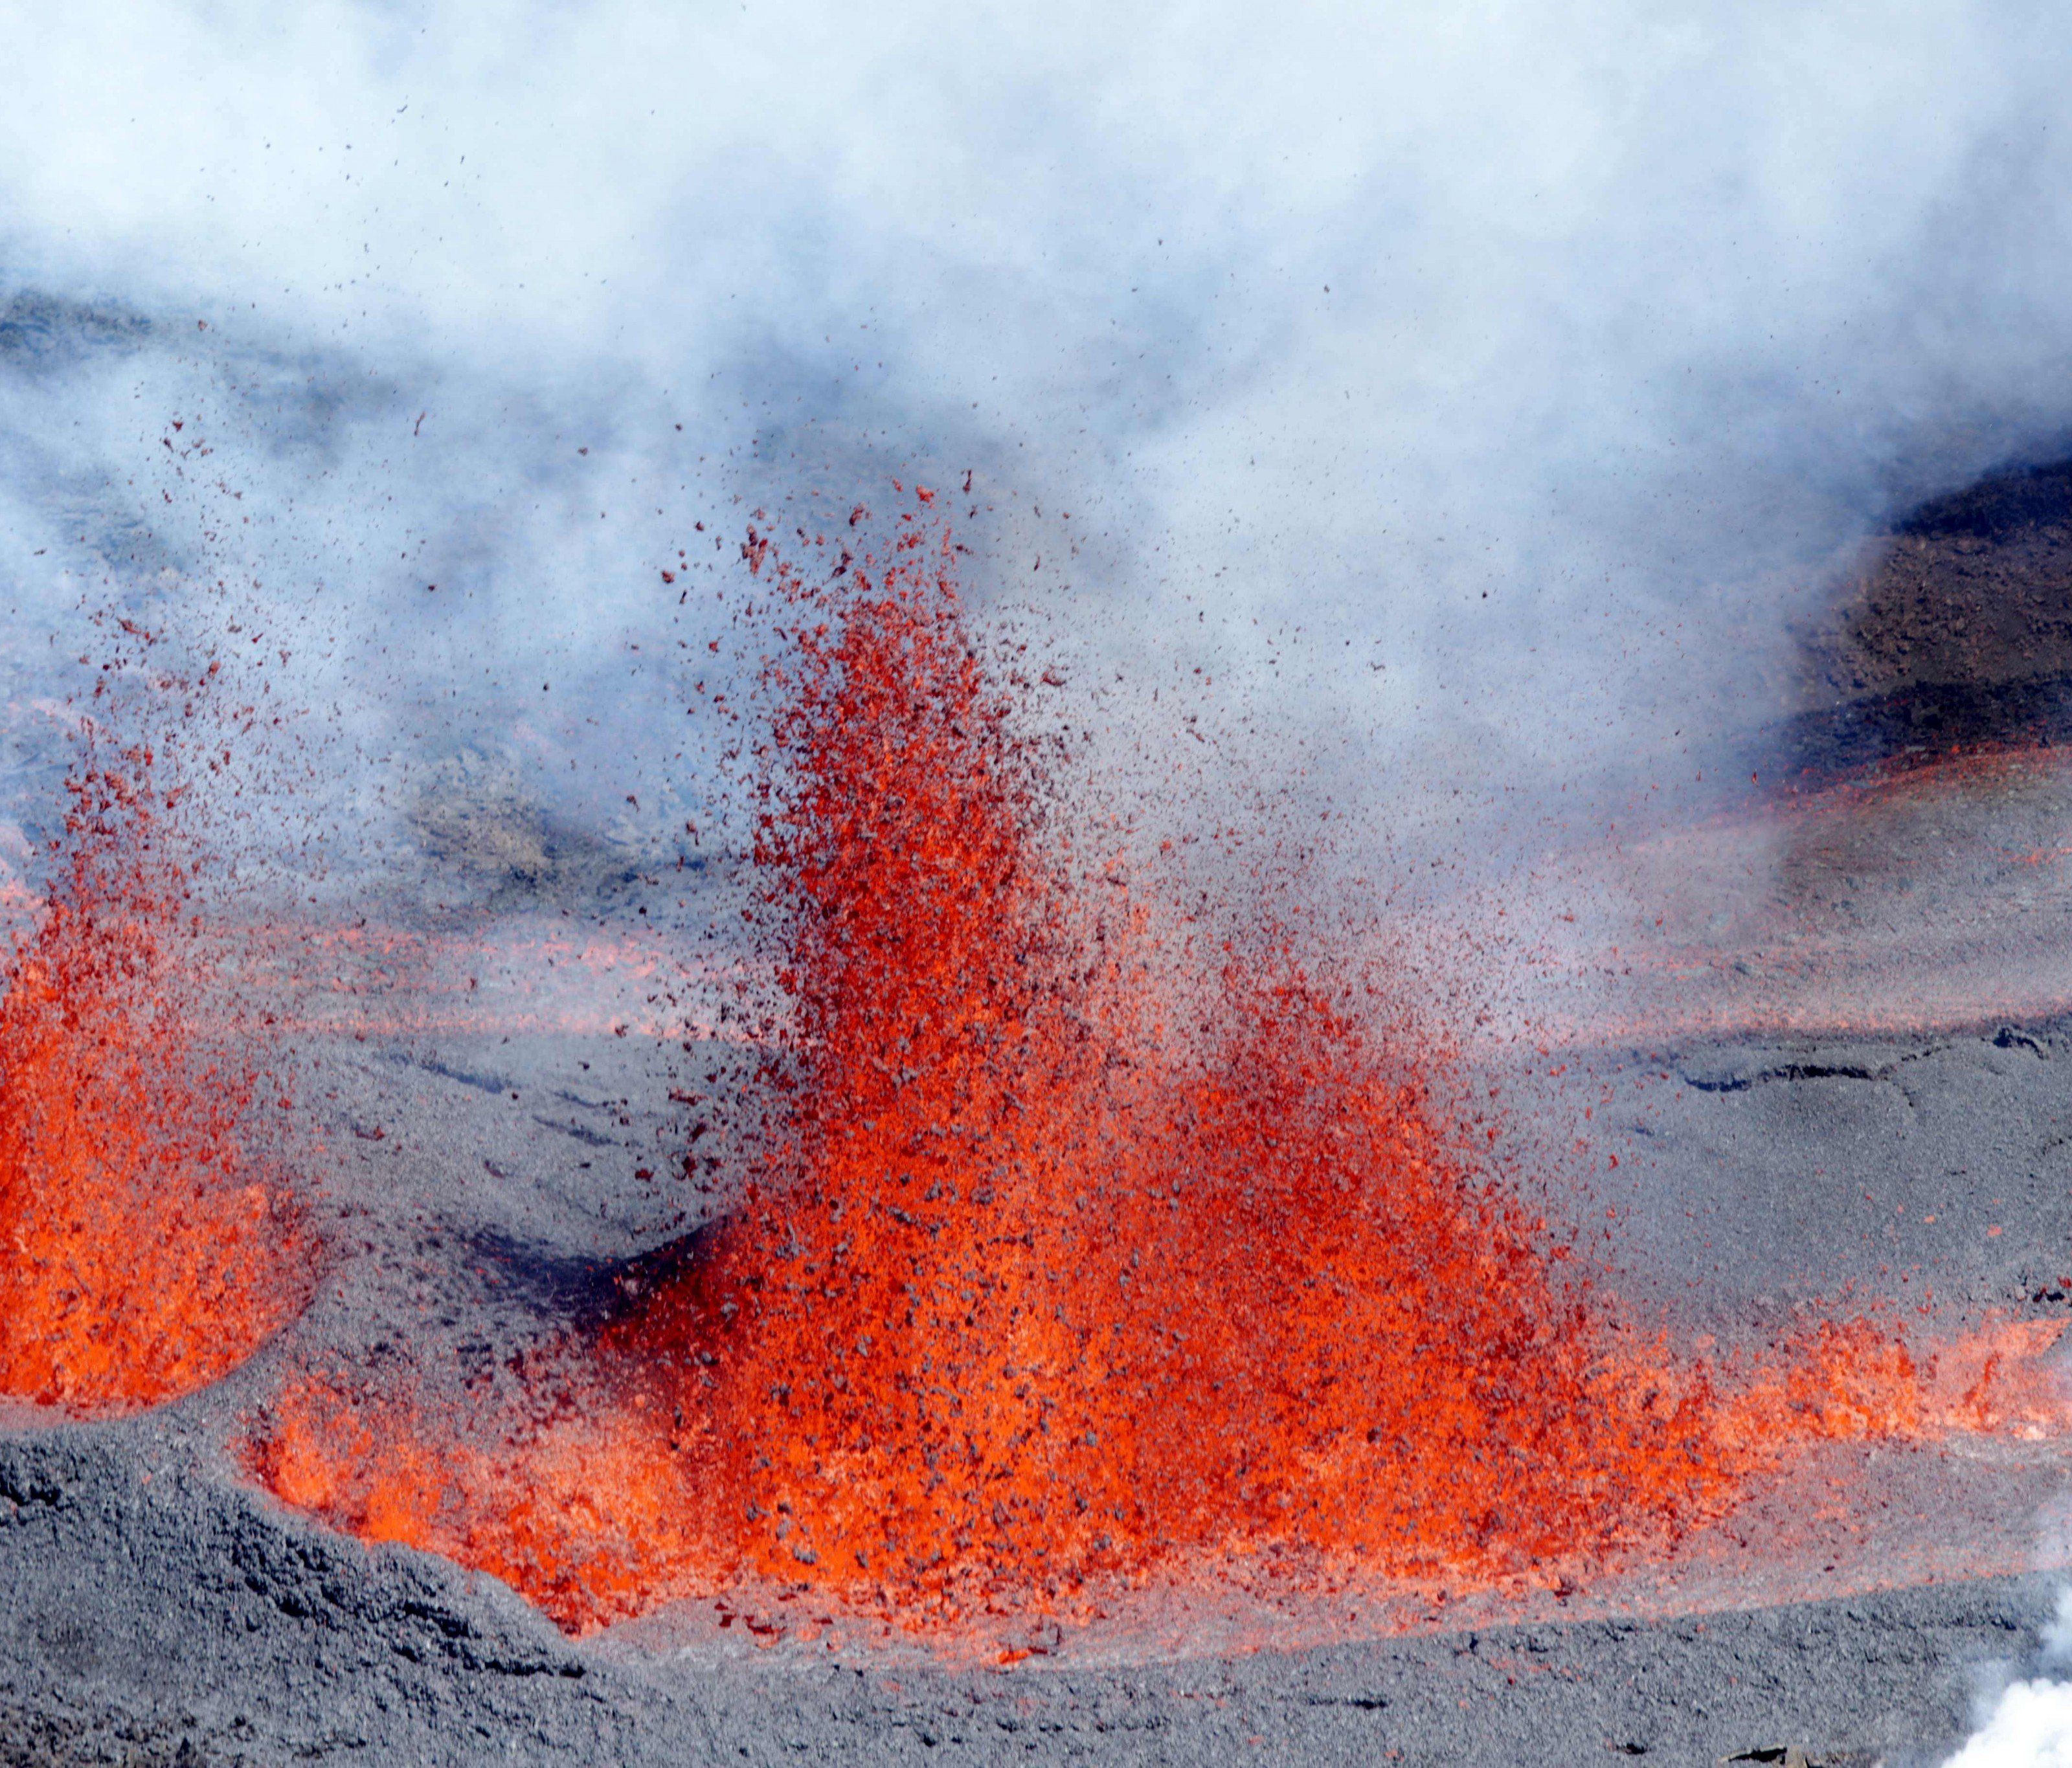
[251,509,2071,1635]
[0,727,310,1411]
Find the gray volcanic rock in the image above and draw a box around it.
[405,748,657,914]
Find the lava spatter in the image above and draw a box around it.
[250,1361,718,1628]
[0,729,310,1411]
[251,507,2071,1635]
[606,518,1739,1607]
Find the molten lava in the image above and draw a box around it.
[252,509,2072,1634]
[0,738,308,1411]
[608,521,1735,1608]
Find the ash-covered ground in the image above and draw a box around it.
[0,1422,2055,1768]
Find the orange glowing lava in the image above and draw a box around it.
[0,737,310,1411]
[251,510,2072,1634]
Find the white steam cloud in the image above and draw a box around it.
[2,1,2071,875]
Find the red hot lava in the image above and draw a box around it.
[613,519,1739,1602]
[0,731,309,1411]
[253,510,2067,1633]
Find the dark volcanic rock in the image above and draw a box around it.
[1790,456,2072,776]
[407,748,654,913]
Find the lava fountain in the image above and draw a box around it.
[607,517,1745,1604]
[0,695,311,1412]
[251,508,2068,1635]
